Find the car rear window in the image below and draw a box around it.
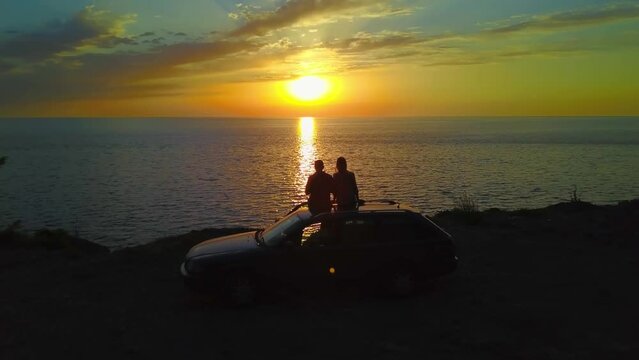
[377,215,420,243]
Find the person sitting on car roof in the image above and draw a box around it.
[333,156,359,211]
[305,160,335,215]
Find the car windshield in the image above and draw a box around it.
[262,209,312,246]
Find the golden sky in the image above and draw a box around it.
[0,0,638,117]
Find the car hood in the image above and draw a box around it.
[186,231,259,259]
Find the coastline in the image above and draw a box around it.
[1,199,637,359]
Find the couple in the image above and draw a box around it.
[305,156,359,215]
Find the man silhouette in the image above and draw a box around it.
[305,160,335,215]
[333,157,359,210]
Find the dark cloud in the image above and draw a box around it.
[0,6,134,63]
[138,31,155,37]
[100,36,138,47]
[0,37,262,107]
[0,19,100,62]
[229,0,387,37]
[173,32,187,37]
[486,4,639,34]
[143,37,166,45]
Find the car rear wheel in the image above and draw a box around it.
[225,272,257,306]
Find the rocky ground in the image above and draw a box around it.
[1,200,638,359]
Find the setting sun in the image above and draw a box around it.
[287,76,330,102]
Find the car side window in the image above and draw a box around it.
[300,220,338,247]
[338,217,377,246]
[377,215,419,243]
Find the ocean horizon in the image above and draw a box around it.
[1,116,638,248]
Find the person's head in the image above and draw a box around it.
[314,160,325,172]
[336,157,347,172]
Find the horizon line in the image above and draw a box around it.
[1,115,638,120]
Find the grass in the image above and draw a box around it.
[570,185,581,203]
[455,192,479,213]
[443,192,483,225]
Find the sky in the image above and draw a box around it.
[0,0,638,117]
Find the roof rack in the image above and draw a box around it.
[357,199,399,206]
[286,202,308,215]
[286,199,401,216]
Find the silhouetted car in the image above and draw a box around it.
[180,200,457,304]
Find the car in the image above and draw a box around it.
[180,200,458,304]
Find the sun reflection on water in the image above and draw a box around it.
[295,117,317,203]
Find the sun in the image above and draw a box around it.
[287,76,330,102]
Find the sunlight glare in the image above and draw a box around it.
[288,76,330,101]
[299,116,315,141]
[296,116,317,203]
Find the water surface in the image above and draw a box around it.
[0,117,638,248]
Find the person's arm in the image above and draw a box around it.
[351,172,359,199]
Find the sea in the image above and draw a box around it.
[1,117,638,248]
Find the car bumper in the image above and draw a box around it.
[180,262,190,278]
[181,262,203,291]
[181,261,225,293]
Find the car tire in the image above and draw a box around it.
[386,266,417,297]
[224,271,257,306]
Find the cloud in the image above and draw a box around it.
[0,6,135,65]
[229,0,402,37]
[484,3,639,34]
[312,1,639,71]
[2,1,639,114]
[325,31,437,53]
[143,37,166,45]
[0,36,265,107]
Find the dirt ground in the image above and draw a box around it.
[1,201,638,359]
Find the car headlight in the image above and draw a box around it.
[185,257,206,274]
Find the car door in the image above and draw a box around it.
[375,213,426,265]
[261,215,337,287]
[321,214,382,281]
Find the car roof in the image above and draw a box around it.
[290,201,422,218]
[356,203,419,213]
